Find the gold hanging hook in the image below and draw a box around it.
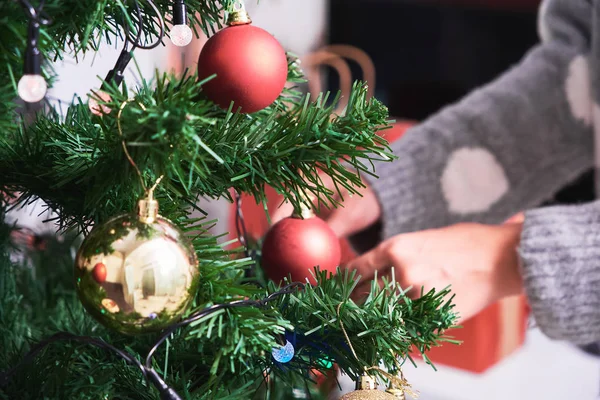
[227,0,251,25]
[117,99,164,223]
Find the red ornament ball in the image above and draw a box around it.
[92,262,107,284]
[261,215,341,284]
[197,24,288,113]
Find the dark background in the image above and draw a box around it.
[327,0,595,204]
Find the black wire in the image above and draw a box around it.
[16,0,50,80]
[99,0,165,90]
[17,0,37,19]
[0,332,146,386]
[121,0,143,52]
[145,282,304,368]
[130,0,165,50]
[16,0,51,25]
[119,0,163,53]
[0,283,305,398]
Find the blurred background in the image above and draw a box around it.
[38,0,600,398]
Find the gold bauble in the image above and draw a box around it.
[340,374,403,400]
[75,200,199,335]
[339,390,398,400]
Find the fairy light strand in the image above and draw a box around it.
[0,283,305,399]
[170,0,193,47]
[90,0,166,115]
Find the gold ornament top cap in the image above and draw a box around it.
[357,374,377,391]
[226,9,252,26]
[137,193,159,224]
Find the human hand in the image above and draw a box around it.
[348,222,524,322]
[270,172,382,238]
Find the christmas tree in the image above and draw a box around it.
[0,1,458,399]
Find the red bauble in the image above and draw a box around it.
[261,215,341,284]
[92,262,107,284]
[197,24,288,113]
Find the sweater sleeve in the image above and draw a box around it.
[353,0,594,249]
[519,201,600,344]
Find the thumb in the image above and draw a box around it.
[345,243,393,281]
[325,190,380,238]
[346,245,394,300]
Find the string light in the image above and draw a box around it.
[17,0,50,103]
[18,74,46,103]
[0,283,305,399]
[87,0,164,115]
[271,340,295,363]
[86,47,132,115]
[86,47,133,115]
[170,0,192,46]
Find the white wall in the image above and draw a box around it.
[246,0,328,56]
[49,39,169,106]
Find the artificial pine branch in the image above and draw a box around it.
[270,269,458,385]
[1,0,239,57]
[0,215,458,400]
[0,70,393,232]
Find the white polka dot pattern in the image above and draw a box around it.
[441,147,510,214]
[565,55,592,126]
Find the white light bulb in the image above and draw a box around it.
[170,24,193,47]
[88,90,112,116]
[18,74,47,103]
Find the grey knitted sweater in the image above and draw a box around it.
[361,0,600,345]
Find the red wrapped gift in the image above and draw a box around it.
[422,294,529,373]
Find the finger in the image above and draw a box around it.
[326,189,380,238]
[504,212,525,224]
[352,277,383,301]
[352,259,443,299]
[352,274,416,301]
[352,274,433,302]
[345,242,394,279]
